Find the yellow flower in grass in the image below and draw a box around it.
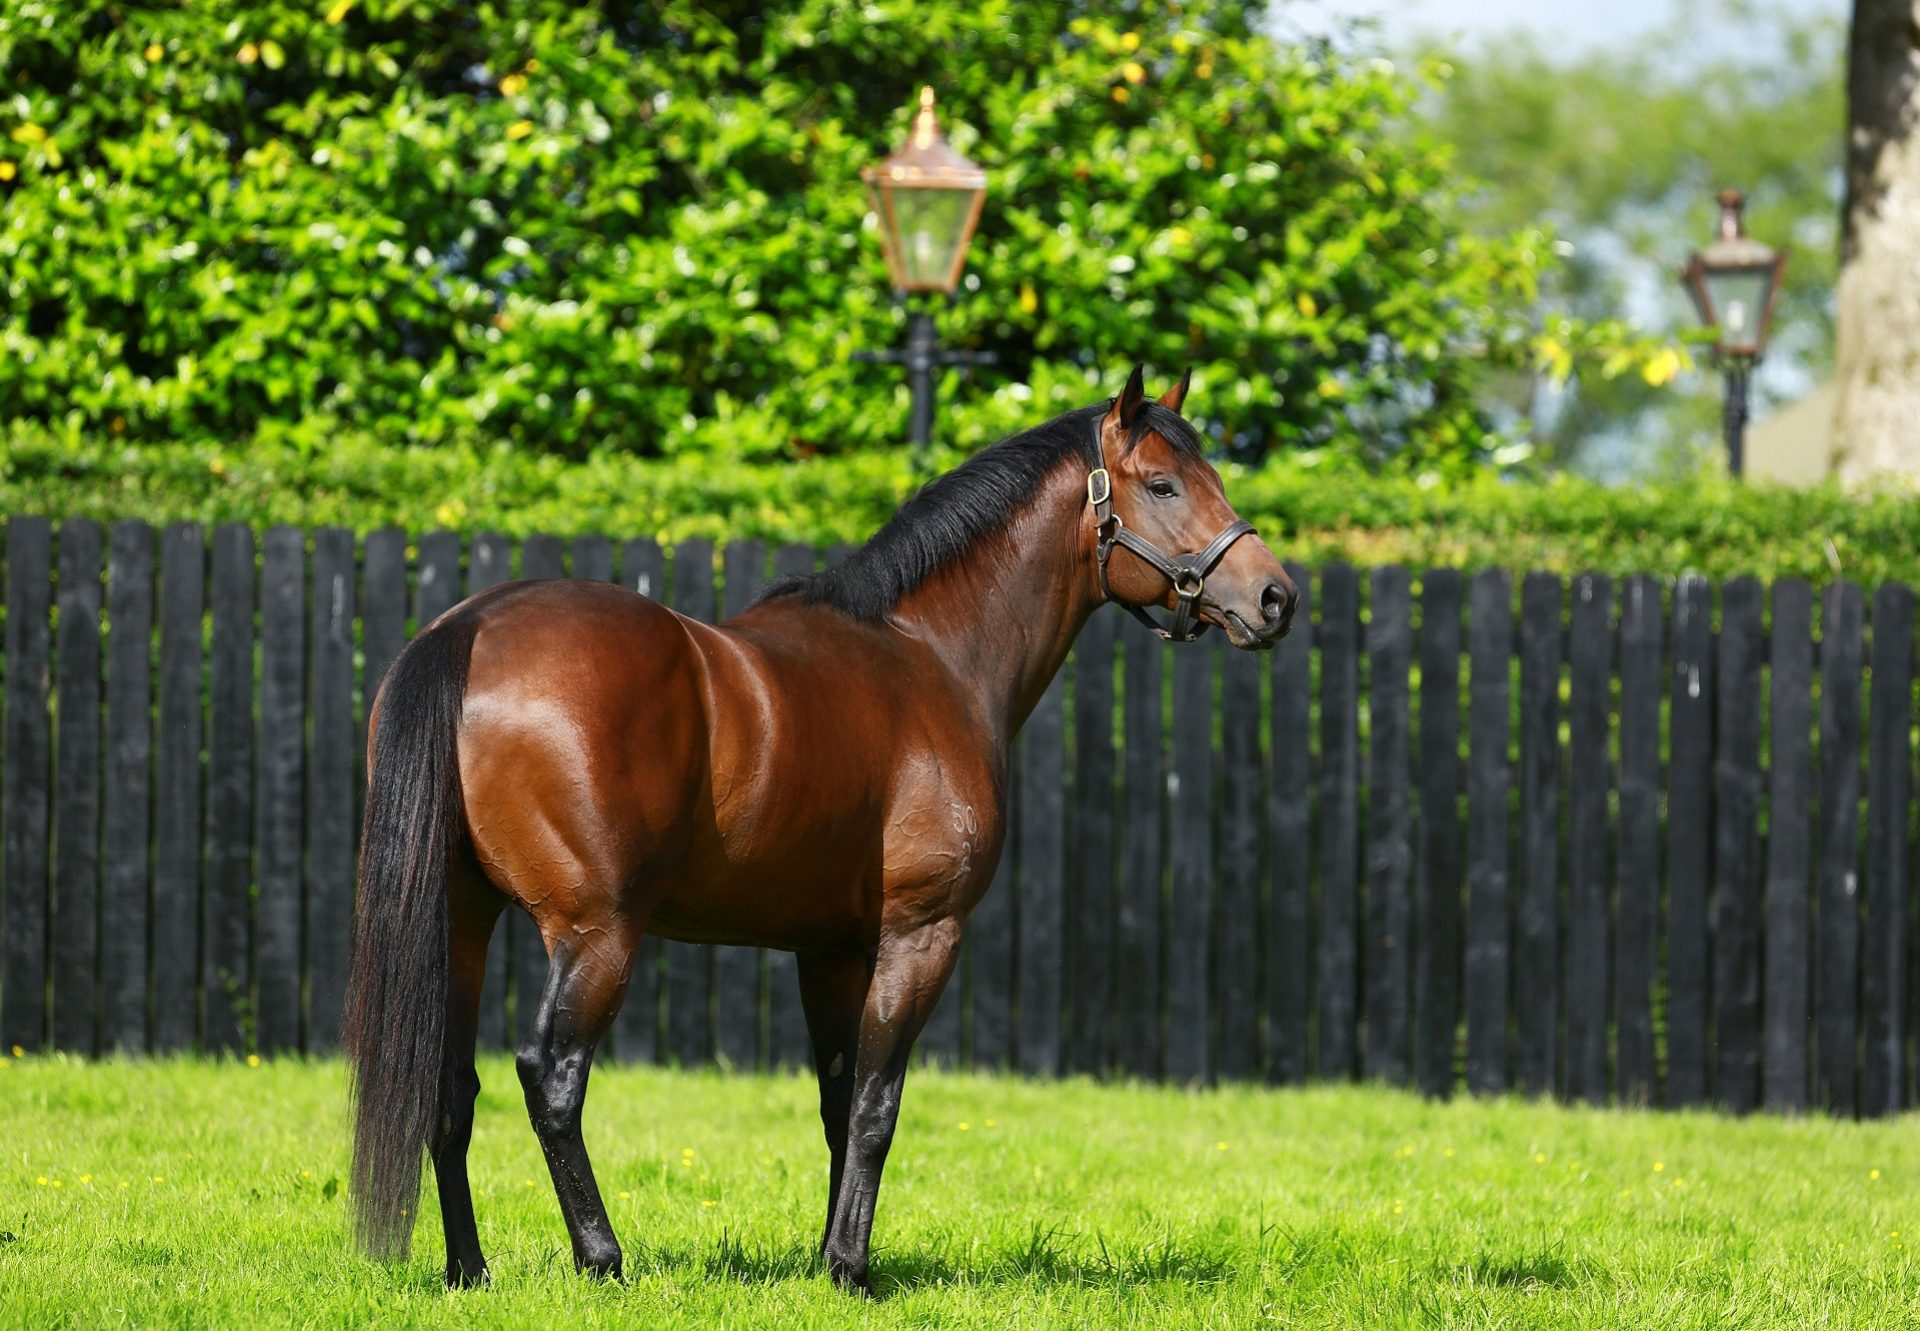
[237,43,258,65]
[1111,87,1130,104]
[145,43,164,62]
[1652,1161,1665,1173]
[506,120,534,140]
[499,72,528,97]
[1871,1169,1882,1180]
[1533,1153,1546,1164]
[958,1121,971,1131]
[1122,62,1147,85]
[246,1054,261,1067]
[0,164,12,182]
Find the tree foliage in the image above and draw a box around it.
[1422,4,1844,475]
[0,0,1650,470]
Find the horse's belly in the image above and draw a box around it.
[645,834,883,951]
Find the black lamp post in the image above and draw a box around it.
[1679,189,1787,477]
[856,88,993,469]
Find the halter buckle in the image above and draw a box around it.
[1087,467,1111,507]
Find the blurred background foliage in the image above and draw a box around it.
[1415,1,1843,478]
[0,0,1672,475]
[4,0,1903,579]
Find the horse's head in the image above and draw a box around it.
[1092,366,1297,649]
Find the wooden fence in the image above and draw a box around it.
[2,516,1917,1115]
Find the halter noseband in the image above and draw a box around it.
[1086,430,1257,643]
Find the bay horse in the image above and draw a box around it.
[342,367,1297,1295]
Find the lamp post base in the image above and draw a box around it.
[854,294,996,474]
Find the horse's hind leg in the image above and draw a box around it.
[517,925,634,1279]
[433,866,504,1288]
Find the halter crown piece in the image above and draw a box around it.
[1086,420,1257,643]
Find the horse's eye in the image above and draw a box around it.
[1148,479,1178,499]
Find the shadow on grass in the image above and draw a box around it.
[1441,1244,1582,1291]
[632,1223,1237,1295]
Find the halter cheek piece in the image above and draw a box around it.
[1086,433,1257,643]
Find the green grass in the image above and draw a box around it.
[0,1055,1915,1329]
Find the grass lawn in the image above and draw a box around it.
[0,1054,1914,1329]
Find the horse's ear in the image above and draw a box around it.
[1158,367,1193,413]
[1108,364,1148,431]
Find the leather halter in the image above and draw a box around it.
[1086,429,1257,643]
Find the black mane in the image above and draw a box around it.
[759,398,1204,622]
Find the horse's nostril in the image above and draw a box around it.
[1260,580,1288,625]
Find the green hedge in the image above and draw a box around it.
[9,427,1918,588]
[0,0,1662,471]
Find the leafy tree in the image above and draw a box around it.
[0,0,1649,471]
[1420,5,1843,476]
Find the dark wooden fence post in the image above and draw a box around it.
[1267,564,1313,1085]
[1515,572,1562,1097]
[1317,564,1360,1080]
[204,525,255,1054]
[1112,623,1163,1077]
[1364,567,1412,1085]
[1712,578,1765,1113]
[1018,672,1067,1077]
[1216,629,1263,1080]
[1415,568,1462,1099]
[306,528,356,1051]
[1815,581,1864,1115]
[51,521,103,1055]
[1565,573,1611,1104]
[1666,575,1714,1107]
[1615,575,1663,1105]
[103,521,155,1053]
[1066,607,1117,1076]
[1463,570,1512,1095]
[256,527,307,1055]
[1763,580,1813,1111]
[1862,583,1912,1116]
[1165,638,1213,1085]
[3,518,54,1053]
[151,524,204,1052]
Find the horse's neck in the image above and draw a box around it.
[889,463,1100,745]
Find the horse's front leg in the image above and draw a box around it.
[821,915,962,1296]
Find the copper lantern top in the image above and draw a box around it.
[861,88,988,293]
[1679,189,1788,361]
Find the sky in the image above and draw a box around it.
[1277,0,1844,56]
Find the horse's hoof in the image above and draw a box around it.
[826,1253,875,1298]
[445,1260,490,1290]
[577,1247,624,1283]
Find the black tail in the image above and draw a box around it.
[342,617,478,1260]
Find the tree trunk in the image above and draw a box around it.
[1832,0,1920,482]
